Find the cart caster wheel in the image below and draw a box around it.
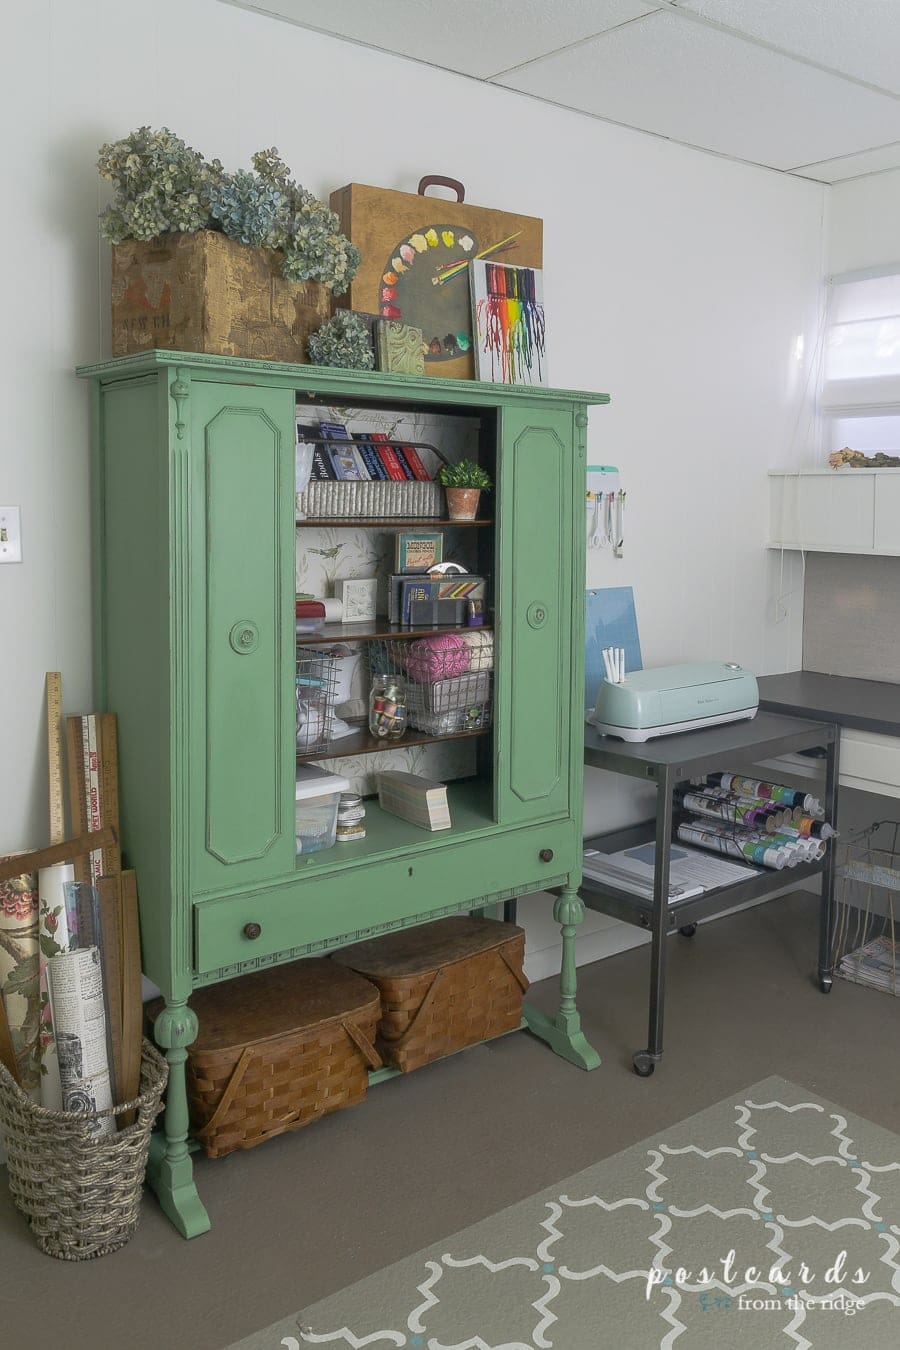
[633,1053,656,1077]
[678,924,697,938]
[819,976,833,994]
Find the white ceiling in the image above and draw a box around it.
[226,0,900,182]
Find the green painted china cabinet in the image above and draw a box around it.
[78,350,609,1237]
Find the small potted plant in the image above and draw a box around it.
[438,460,493,521]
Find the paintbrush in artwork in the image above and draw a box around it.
[431,231,523,286]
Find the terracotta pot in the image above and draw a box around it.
[445,487,481,521]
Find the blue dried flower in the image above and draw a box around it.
[207,170,284,247]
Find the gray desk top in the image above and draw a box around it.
[757,671,900,738]
[584,709,834,781]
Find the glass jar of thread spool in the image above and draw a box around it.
[368,679,408,740]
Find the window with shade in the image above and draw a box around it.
[824,267,900,458]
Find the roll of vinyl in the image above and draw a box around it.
[323,598,344,621]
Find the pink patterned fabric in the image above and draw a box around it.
[405,633,471,682]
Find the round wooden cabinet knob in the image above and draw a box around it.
[539,848,554,863]
[243,922,262,940]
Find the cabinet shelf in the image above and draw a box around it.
[297,620,493,646]
[297,723,490,763]
[296,517,492,529]
[294,780,496,871]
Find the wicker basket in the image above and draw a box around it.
[0,1039,168,1260]
[331,916,528,1073]
[148,960,382,1159]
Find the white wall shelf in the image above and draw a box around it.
[769,468,900,555]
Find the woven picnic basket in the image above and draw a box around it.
[148,959,382,1159]
[331,916,528,1073]
[0,1038,167,1260]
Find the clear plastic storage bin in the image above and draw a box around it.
[295,765,351,855]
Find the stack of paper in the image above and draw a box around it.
[583,841,756,904]
[839,935,899,996]
[378,771,451,831]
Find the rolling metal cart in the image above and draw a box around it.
[582,711,840,1077]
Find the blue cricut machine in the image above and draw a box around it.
[587,661,759,742]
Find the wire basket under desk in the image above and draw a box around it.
[834,820,900,996]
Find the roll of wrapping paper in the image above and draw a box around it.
[790,816,835,840]
[682,817,824,869]
[0,864,41,1095]
[37,863,75,1110]
[677,821,788,869]
[705,773,822,816]
[678,791,792,832]
[46,947,115,1136]
[697,784,809,827]
[768,833,826,861]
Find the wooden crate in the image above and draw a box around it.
[331,916,528,1072]
[330,181,542,380]
[111,231,329,362]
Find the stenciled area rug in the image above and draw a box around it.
[229,1076,900,1350]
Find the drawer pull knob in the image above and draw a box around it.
[243,922,262,940]
[539,848,554,863]
[229,620,260,654]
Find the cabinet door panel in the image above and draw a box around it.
[496,408,574,823]
[189,383,296,893]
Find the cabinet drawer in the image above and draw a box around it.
[840,729,900,799]
[194,820,577,975]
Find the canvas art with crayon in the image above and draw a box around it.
[470,259,548,386]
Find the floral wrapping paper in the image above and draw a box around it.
[0,865,41,1095]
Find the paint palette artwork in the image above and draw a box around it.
[470,260,548,386]
[380,225,477,365]
[330,182,543,381]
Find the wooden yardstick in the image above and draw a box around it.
[46,672,65,844]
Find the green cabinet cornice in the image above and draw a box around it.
[77,348,610,408]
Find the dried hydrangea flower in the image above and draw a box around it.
[98,129,360,294]
[307,311,375,370]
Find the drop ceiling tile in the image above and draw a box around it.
[791,142,900,183]
[496,10,900,170]
[674,1,900,96]
[232,0,659,79]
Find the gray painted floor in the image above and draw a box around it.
[2,891,898,1350]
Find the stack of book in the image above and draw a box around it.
[299,420,432,482]
[377,771,452,831]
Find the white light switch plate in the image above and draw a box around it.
[0,506,22,562]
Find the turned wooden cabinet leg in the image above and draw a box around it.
[523,885,601,1071]
[146,999,211,1239]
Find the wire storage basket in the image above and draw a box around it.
[367,634,493,736]
[833,820,900,996]
[297,439,449,520]
[296,646,339,754]
[0,1039,168,1259]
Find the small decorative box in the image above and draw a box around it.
[336,577,378,622]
